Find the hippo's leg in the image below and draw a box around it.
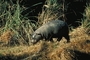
[49,38,54,42]
[64,34,70,43]
[57,36,62,42]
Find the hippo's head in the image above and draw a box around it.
[31,33,42,44]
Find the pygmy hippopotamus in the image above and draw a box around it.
[31,20,70,44]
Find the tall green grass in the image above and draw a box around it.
[0,0,36,45]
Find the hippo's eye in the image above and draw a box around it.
[36,33,43,38]
[36,33,41,35]
[37,34,41,35]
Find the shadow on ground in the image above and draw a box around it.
[74,50,90,60]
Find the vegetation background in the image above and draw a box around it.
[0,0,90,60]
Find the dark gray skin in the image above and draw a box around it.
[31,20,70,44]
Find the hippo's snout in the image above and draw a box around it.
[31,39,38,44]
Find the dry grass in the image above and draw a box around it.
[0,26,90,60]
[38,0,62,26]
[38,10,58,25]
[0,30,14,45]
[46,26,90,60]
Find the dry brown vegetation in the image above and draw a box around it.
[0,26,90,60]
[0,30,14,45]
